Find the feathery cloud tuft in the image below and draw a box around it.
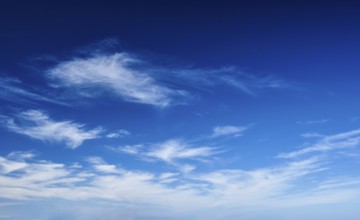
[106,129,130,138]
[1,110,102,149]
[278,129,360,158]
[146,139,215,163]
[47,53,186,107]
[109,139,218,172]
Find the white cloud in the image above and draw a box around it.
[211,125,248,138]
[278,129,360,158]
[0,157,28,174]
[108,144,143,155]
[146,139,215,163]
[158,172,179,180]
[1,110,102,149]
[192,157,325,207]
[87,157,119,173]
[118,140,216,162]
[108,140,218,173]
[39,40,296,109]
[47,53,186,107]
[2,40,296,110]
[106,129,130,138]
[0,152,209,209]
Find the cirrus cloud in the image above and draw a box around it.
[47,53,186,107]
[1,110,102,149]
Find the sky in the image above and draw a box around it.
[1,1,360,219]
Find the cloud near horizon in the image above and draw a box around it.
[1,150,360,219]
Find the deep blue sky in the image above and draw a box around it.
[1,1,360,219]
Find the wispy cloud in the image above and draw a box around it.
[40,39,295,109]
[164,66,293,96]
[192,157,325,206]
[0,152,209,208]
[47,53,186,107]
[106,129,130,138]
[0,77,67,106]
[1,39,297,110]
[108,139,219,172]
[146,139,216,163]
[278,129,360,158]
[108,144,143,155]
[1,110,102,149]
[297,119,330,125]
[301,132,325,138]
[211,125,249,138]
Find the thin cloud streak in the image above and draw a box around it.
[163,66,293,96]
[146,139,216,163]
[211,125,249,138]
[0,77,68,106]
[297,119,330,125]
[1,110,102,149]
[278,129,360,158]
[106,129,131,138]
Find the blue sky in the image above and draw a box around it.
[1,1,360,219]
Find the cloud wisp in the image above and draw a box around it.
[146,139,215,163]
[0,77,67,106]
[1,110,102,149]
[163,66,293,96]
[297,119,330,125]
[0,39,296,109]
[109,139,219,173]
[106,129,130,138]
[211,125,249,138]
[47,53,186,107]
[278,129,360,158]
[37,39,296,108]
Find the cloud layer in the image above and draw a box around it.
[1,151,360,219]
